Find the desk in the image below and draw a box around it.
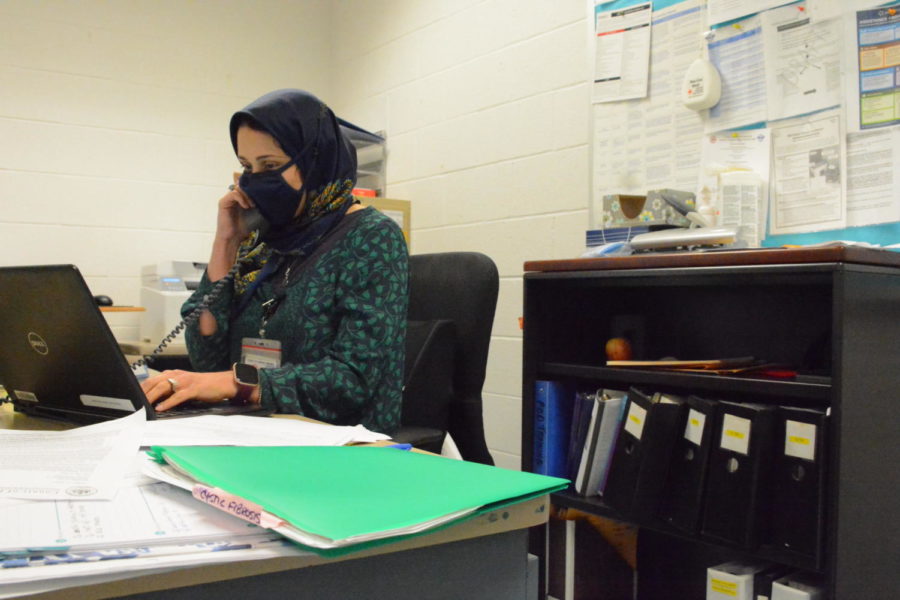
[1,407,546,600]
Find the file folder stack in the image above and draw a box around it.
[770,406,828,563]
[656,395,718,534]
[603,388,685,520]
[146,445,569,555]
[701,402,776,549]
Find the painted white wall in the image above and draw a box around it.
[0,0,333,340]
[1,0,592,469]
[330,0,591,469]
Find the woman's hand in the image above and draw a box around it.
[141,369,239,412]
[215,174,255,244]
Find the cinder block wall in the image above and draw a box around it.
[329,1,591,469]
[1,0,591,468]
[0,0,333,340]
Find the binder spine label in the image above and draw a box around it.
[624,403,647,440]
[192,484,283,529]
[785,420,817,460]
[684,408,706,446]
[720,414,751,455]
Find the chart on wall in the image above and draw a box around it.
[589,0,900,246]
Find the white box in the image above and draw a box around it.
[707,562,770,600]
[771,572,824,600]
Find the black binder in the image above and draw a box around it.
[701,401,776,548]
[769,406,828,562]
[603,388,685,520]
[656,395,718,534]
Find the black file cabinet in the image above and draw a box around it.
[521,247,900,600]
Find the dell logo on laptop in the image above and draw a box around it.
[27,332,49,355]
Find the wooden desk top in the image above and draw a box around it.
[524,245,900,273]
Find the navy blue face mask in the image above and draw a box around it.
[238,159,303,229]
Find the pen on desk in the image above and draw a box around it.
[386,443,412,451]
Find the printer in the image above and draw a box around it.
[139,261,207,345]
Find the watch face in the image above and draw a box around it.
[235,363,260,386]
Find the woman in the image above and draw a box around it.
[140,89,408,434]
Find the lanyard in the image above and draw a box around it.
[258,262,294,337]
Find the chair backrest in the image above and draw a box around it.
[403,252,499,465]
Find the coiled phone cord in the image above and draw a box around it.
[130,259,244,369]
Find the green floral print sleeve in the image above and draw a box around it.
[182,208,408,434]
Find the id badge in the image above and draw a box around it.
[241,338,282,369]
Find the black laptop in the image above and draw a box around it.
[0,264,269,424]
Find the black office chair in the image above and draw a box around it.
[392,252,499,465]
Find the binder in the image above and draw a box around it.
[701,401,776,548]
[145,445,568,555]
[566,390,599,483]
[578,389,626,496]
[769,406,828,562]
[656,395,718,534]
[603,388,685,520]
[533,380,575,477]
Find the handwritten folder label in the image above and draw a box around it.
[192,484,285,529]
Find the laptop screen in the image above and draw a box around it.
[0,264,151,423]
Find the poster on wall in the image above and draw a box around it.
[854,4,900,130]
[769,108,846,235]
[761,2,842,121]
[592,1,653,103]
[591,0,705,227]
[705,15,769,133]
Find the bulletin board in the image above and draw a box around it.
[589,0,900,248]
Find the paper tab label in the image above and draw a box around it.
[624,402,647,440]
[720,414,751,455]
[684,408,706,446]
[710,578,738,596]
[785,420,817,461]
[192,484,282,528]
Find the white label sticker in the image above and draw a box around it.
[14,390,38,402]
[684,408,706,446]
[720,413,751,455]
[624,402,647,440]
[784,420,817,461]
[80,395,136,412]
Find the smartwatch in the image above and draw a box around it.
[232,362,260,406]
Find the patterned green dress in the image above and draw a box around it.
[183,208,408,434]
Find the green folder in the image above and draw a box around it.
[147,445,568,556]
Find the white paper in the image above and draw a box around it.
[593,2,653,103]
[808,0,884,22]
[0,478,267,554]
[592,0,705,214]
[706,16,769,133]
[0,409,146,500]
[684,408,706,446]
[784,420,817,460]
[141,414,390,447]
[706,0,789,27]
[846,127,900,227]
[0,539,305,599]
[769,108,846,234]
[720,413,752,455]
[697,128,771,234]
[624,402,647,440]
[762,3,842,121]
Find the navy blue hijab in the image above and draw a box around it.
[229,89,358,254]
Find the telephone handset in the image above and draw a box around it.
[131,208,269,370]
